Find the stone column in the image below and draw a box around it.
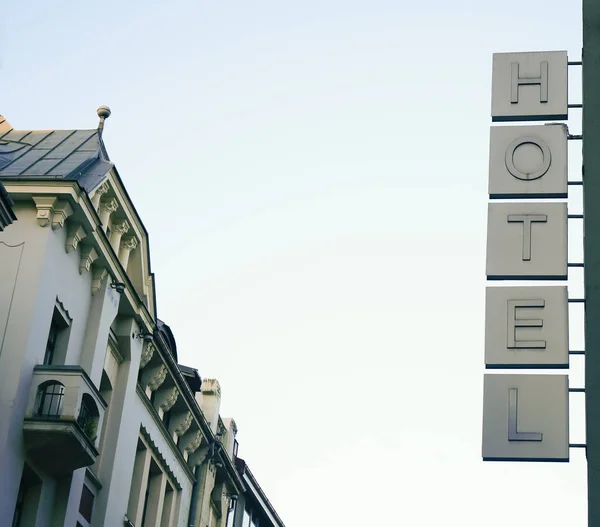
[98,198,119,231]
[160,487,177,527]
[118,235,138,270]
[109,219,130,254]
[91,181,110,209]
[144,471,167,527]
[127,447,152,526]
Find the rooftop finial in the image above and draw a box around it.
[97,105,111,135]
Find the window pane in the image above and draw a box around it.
[226,503,236,527]
[79,485,94,522]
[243,509,251,527]
[44,321,59,365]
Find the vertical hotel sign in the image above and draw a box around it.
[482,51,570,462]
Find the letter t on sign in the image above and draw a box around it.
[507,299,546,349]
[507,214,547,261]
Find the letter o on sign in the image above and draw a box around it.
[505,136,552,181]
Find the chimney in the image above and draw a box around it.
[196,378,222,434]
[221,418,238,459]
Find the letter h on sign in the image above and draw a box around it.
[511,61,548,104]
[491,51,567,122]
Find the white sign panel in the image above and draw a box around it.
[486,202,567,280]
[482,374,569,462]
[485,286,568,368]
[489,124,568,198]
[491,51,568,122]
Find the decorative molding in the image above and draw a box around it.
[183,431,203,455]
[55,297,72,325]
[159,387,179,413]
[79,245,98,274]
[32,196,57,227]
[111,219,130,236]
[140,342,155,369]
[188,445,210,467]
[146,364,167,392]
[139,423,185,491]
[119,235,139,269]
[173,412,193,437]
[98,198,119,229]
[120,235,138,252]
[91,267,108,294]
[65,223,87,253]
[51,201,74,230]
[91,181,110,208]
[109,219,130,254]
[98,198,119,215]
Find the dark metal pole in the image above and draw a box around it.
[584,2,600,525]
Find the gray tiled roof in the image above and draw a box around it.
[0,180,16,231]
[0,115,113,193]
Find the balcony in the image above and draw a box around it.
[23,365,107,475]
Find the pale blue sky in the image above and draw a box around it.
[1,1,586,525]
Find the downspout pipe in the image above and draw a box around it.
[188,464,203,527]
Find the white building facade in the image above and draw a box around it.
[0,109,255,527]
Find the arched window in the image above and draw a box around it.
[77,394,100,442]
[35,381,65,417]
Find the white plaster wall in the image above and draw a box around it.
[92,340,142,526]
[0,200,196,526]
[0,200,115,523]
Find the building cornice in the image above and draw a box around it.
[1,180,156,332]
[136,384,194,487]
[148,333,245,493]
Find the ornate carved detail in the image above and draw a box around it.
[140,342,155,369]
[147,364,167,392]
[174,412,193,437]
[51,201,73,230]
[65,223,87,253]
[98,198,119,230]
[79,245,98,274]
[32,196,57,227]
[91,267,108,294]
[110,220,130,254]
[98,198,119,215]
[55,297,72,324]
[111,219,130,236]
[184,431,203,455]
[159,387,179,413]
[119,235,139,269]
[120,235,138,252]
[91,181,110,208]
